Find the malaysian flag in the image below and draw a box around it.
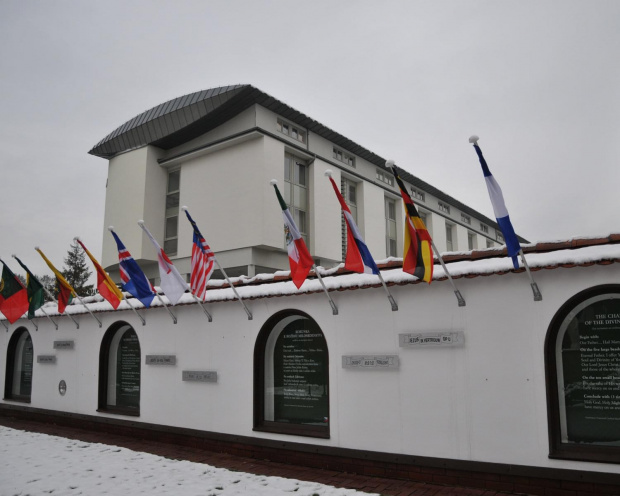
[109,229,156,308]
[183,208,215,300]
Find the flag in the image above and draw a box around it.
[272,181,314,289]
[140,223,188,305]
[470,137,520,269]
[109,230,156,308]
[75,238,124,309]
[327,175,379,275]
[391,166,434,283]
[0,261,29,323]
[13,256,45,319]
[35,247,76,313]
[182,209,215,300]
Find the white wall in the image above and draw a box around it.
[4,261,620,474]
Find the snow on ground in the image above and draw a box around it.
[0,427,377,496]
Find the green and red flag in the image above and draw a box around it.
[0,261,29,323]
[35,247,75,313]
[391,165,434,283]
[271,180,314,289]
[13,256,45,319]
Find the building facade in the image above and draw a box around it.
[89,85,522,283]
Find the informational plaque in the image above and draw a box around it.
[342,355,399,369]
[182,370,217,383]
[145,355,176,365]
[20,336,33,396]
[273,319,328,426]
[399,331,464,348]
[561,296,620,444]
[116,330,140,409]
[54,340,75,350]
[37,355,57,364]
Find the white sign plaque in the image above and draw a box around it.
[54,340,74,350]
[145,355,176,365]
[342,355,399,369]
[37,355,57,364]
[399,331,465,348]
[182,371,218,383]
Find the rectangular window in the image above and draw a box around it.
[165,169,180,256]
[385,197,397,257]
[284,153,309,245]
[480,223,489,234]
[468,232,477,251]
[341,178,358,260]
[445,223,454,252]
[376,169,394,186]
[277,118,306,144]
[496,231,505,243]
[486,239,494,248]
[410,187,425,202]
[438,201,450,214]
[333,147,356,167]
[461,213,471,225]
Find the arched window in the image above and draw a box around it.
[546,285,620,463]
[254,310,329,438]
[4,328,34,402]
[98,322,141,416]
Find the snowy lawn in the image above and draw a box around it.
[0,426,378,496]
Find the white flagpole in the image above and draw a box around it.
[519,249,542,301]
[311,265,338,315]
[213,259,253,320]
[39,280,79,329]
[430,240,466,307]
[154,292,178,324]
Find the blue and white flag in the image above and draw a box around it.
[470,136,521,269]
[109,229,156,308]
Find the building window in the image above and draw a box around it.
[480,223,489,234]
[376,169,394,186]
[445,223,455,251]
[461,213,471,225]
[385,197,397,257]
[468,232,477,251]
[438,201,450,214]
[277,119,306,144]
[341,178,358,261]
[496,231,505,243]
[546,285,620,463]
[419,210,432,237]
[410,187,425,202]
[486,239,494,248]
[98,322,141,416]
[165,169,180,256]
[284,153,309,245]
[333,147,355,167]
[254,310,329,438]
[4,328,33,403]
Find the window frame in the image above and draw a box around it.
[4,327,33,403]
[254,310,330,439]
[98,321,141,417]
[445,222,455,252]
[545,285,620,464]
[164,168,181,256]
[385,197,397,257]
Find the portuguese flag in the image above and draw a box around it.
[272,181,314,289]
[0,262,29,324]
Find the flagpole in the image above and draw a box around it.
[519,249,542,301]
[191,293,212,322]
[12,254,59,330]
[376,272,398,311]
[123,294,146,326]
[154,292,178,324]
[430,241,466,307]
[213,259,253,320]
[37,273,80,329]
[0,318,7,331]
[311,265,338,315]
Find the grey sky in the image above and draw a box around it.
[1,0,618,279]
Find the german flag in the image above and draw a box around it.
[391,165,434,283]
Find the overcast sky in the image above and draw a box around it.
[1,0,619,279]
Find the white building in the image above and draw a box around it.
[89,85,523,282]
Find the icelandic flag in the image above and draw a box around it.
[183,208,215,300]
[109,229,156,308]
[140,222,189,305]
[470,137,521,269]
[327,175,379,274]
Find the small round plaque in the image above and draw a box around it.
[58,380,67,396]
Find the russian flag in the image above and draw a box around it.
[109,229,156,308]
[327,173,379,275]
[470,136,521,269]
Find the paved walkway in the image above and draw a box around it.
[0,416,526,496]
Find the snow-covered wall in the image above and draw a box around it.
[2,256,620,475]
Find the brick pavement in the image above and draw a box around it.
[0,415,528,496]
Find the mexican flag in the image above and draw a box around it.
[0,262,29,324]
[272,181,314,289]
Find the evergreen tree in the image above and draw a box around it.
[62,240,94,296]
[37,274,57,302]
